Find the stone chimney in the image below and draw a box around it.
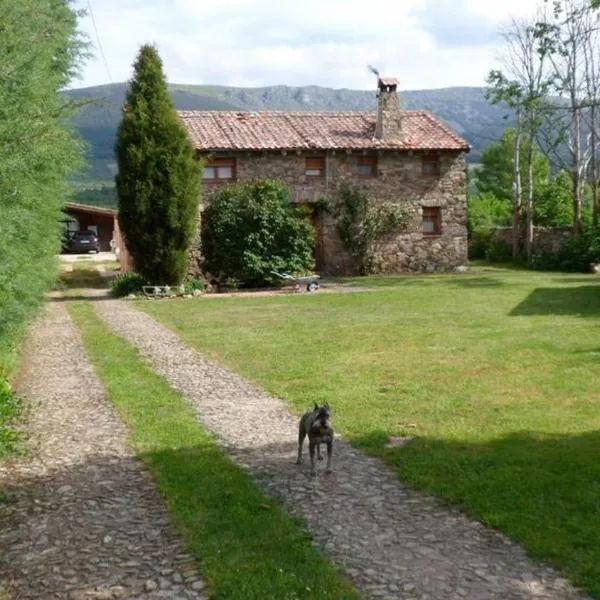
[374,77,402,141]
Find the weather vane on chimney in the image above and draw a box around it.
[367,64,380,78]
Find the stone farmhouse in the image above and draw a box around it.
[178,77,470,275]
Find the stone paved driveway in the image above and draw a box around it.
[0,303,208,600]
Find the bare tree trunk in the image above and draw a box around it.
[512,120,523,258]
[525,133,535,263]
[591,104,599,228]
[573,105,584,234]
[594,164,600,228]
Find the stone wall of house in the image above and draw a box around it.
[192,149,468,275]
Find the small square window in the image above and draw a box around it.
[423,206,442,235]
[422,153,440,176]
[203,157,236,180]
[358,156,377,177]
[305,156,325,177]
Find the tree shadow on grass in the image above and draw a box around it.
[550,277,600,285]
[509,286,600,317]
[0,444,360,600]
[341,275,507,289]
[49,294,113,302]
[353,428,600,598]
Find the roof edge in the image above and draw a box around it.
[64,202,117,216]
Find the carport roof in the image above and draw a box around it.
[64,202,116,217]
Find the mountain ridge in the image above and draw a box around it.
[65,82,512,200]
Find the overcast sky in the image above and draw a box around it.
[71,0,540,91]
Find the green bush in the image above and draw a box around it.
[468,229,494,260]
[201,181,315,287]
[183,278,205,294]
[110,272,148,297]
[533,229,600,272]
[485,236,513,263]
[468,228,513,262]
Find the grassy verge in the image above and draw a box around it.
[137,265,600,597]
[0,378,25,458]
[67,301,360,600]
[0,324,28,459]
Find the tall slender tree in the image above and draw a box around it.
[115,44,200,285]
[487,11,551,262]
[486,75,524,259]
[534,0,600,234]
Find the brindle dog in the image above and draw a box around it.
[296,402,333,476]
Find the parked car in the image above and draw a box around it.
[66,230,100,254]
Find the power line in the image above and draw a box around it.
[86,0,113,83]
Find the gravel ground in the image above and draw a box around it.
[0,302,208,600]
[95,298,590,600]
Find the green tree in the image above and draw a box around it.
[201,181,315,287]
[535,170,574,227]
[474,133,577,229]
[476,129,550,205]
[0,0,86,377]
[115,44,200,285]
[468,192,512,232]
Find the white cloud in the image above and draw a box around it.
[71,0,541,91]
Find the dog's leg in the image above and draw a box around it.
[296,424,306,465]
[309,440,316,476]
[317,442,323,460]
[325,440,333,474]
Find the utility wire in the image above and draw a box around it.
[86,0,113,83]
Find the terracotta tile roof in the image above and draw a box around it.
[379,77,400,87]
[178,111,470,153]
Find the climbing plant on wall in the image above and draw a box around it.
[329,184,409,274]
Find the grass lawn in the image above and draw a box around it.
[68,302,360,600]
[137,265,600,597]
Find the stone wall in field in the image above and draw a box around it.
[490,226,573,254]
[188,150,469,276]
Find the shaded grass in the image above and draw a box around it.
[67,301,360,600]
[0,383,25,458]
[137,265,600,597]
[57,265,106,289]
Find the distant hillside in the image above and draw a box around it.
[65,82,513,205]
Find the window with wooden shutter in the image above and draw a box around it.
[202,157,236,180]
[358,155,377,177]
[421,153,440,176]
[423,206,442,235]
[305,156,325,177]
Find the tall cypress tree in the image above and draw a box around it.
[115,44,200,284]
